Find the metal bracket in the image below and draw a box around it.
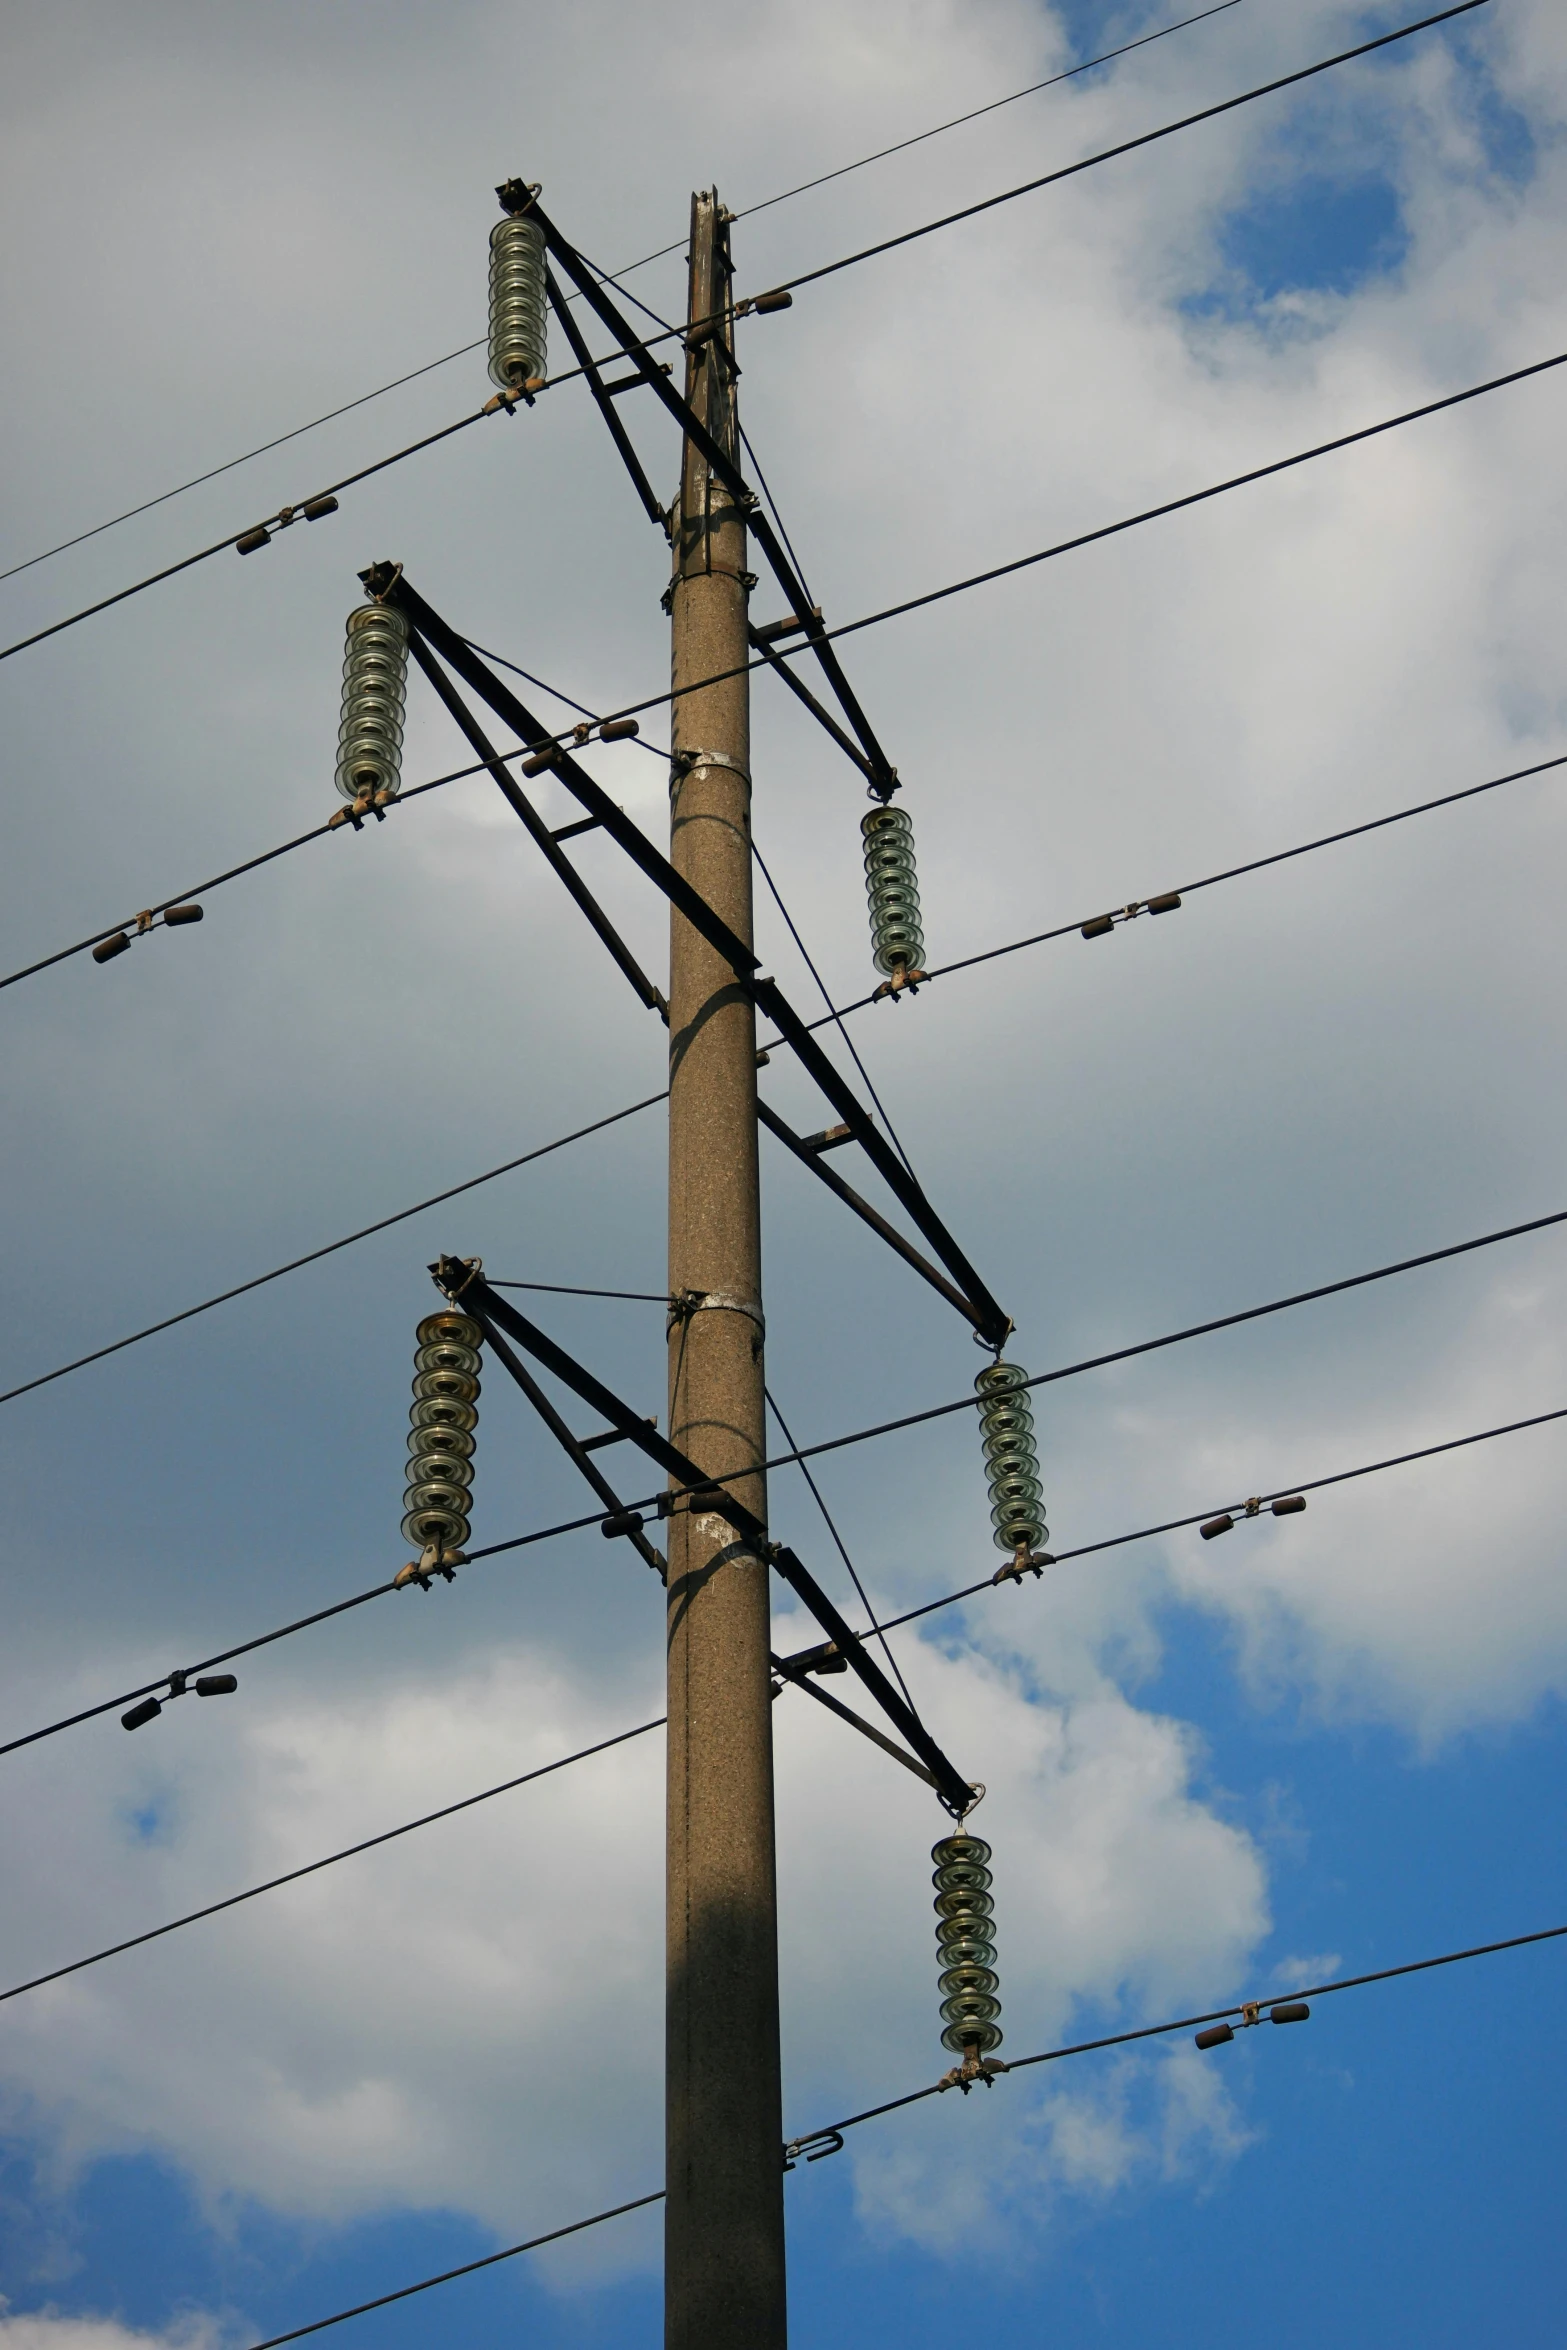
[668,1287,766,1355]
[670,746,751,788]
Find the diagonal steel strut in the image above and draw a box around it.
[435,1258,976,1816]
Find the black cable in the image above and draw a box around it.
[0,2,1242,596]
[770,2,1489,307]
[788,1921,1567,2153]
[855,1398,1567,1644]
[6,721,1563,1419]
[593,342,1567,741]
[2,7,1476,678]
[0,403,500,671]
[238,2193,666,2350]
[765,1383,918,1717]
[0,340,489,589]
[15,1234,1567,1768]
[0,757,496,995]
[0,1718,663,2007]
[460,639,668,760]
[0,1090,669,1411]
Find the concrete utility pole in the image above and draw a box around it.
[664,189,787,2350]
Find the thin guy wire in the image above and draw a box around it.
[0,1,1241,593]
[0,1719,664,2008]
[765,1383,919,1716]
[790,1922,1567,2152]
[0,339,489,588]
[13,1264,1567,1765]
[4,732,1562,1408]
[0,6,1470,676]
[751,834,920,1181]
[460,638,668,759]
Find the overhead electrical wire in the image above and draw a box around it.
[10,1393,1567,1969]
[11,1247,1567,1767]
[165,1914,1563,2350]
[0,1091,670,1412]
[0,2,1485,677]
[0,1717,664,2009]
[0,0,1243,595]
[3,728,1564,1403]
[787,1920,1567,2156]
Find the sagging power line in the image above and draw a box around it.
[0,2,1483,677]
[0,0,1242,595]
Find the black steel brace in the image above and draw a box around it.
[519,189,900,801]
[381,575,1010,1347]
[433,1258,976,1817]
[544,262,669,537]
[403,627,666,1019]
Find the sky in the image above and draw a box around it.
[0,0,1564,2344]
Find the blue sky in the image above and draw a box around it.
[1,1,1565,2346]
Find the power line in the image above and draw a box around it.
[0,757,496,995]
[769,1,1488,308]
[12,1391,1567,1983]
[863,1397,1567,1642]
[4,716,1562,1416]
[181,1911,1565,2350]
[787,1920,1567,2156]
[489,1278,670,1302]
[240,2192,667,2350]
[0,1,1242,596]
[0,7,1481,680]
[0,1717,663,2008]
[13,1249,1567,1768]
[0,1091,669,1411]
[597,343,1567,739]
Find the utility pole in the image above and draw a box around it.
[664,189,787,2350]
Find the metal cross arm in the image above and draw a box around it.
[433,1258,976,1817]
[382,574,1011,1346]
[401,625,666,1019]
[519,187,901,801]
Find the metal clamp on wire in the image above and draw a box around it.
[1080,894,1182,940]
[993,1543,1053,1586]
[667,1286,765,1356]
[327,786,396,830]
[1195,1998,1311,2050]
[394,1542,463,1591]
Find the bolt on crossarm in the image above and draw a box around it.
[665,189,787,2350]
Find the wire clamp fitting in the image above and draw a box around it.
[937,2051,1007,2095]
[782,2126,843,2171]
[1200,1494,1307,1541]
[993,1544,1053,1586]
[871,964,927,1005]
[394,1542,463,1591]
[327,786,395,831]
[1080,893,1182,941]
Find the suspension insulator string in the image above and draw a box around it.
[933,1827,1005,2089]
[490,180,549,395]
[974,1360,1051,1584]
[395,1312,482,1588]
[332,584,410,825]
[862,804,927,999]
